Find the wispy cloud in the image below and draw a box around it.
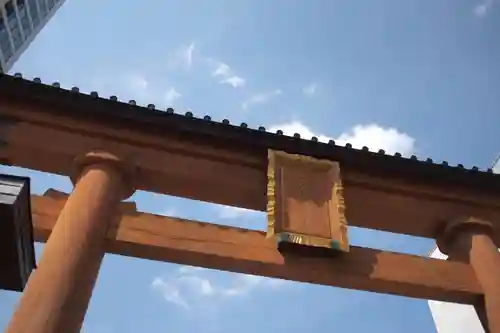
[302,82,318,96]
[474,0,494,17]
[125,73,149,92]
[164,87,182,105]
[167,42,197,70]
[221,76,246,88]
[185,43,195,68]
[241,89,282,110]
[216,206,259,219]
[121,73,182,108]
[213,63,231,77]
[120,73,156,103]
[212,62,246,88]
[152,277,191,310]
[88,71,152,105]
[151,266,286,310]
[157,207,177,217]
[269,121,416,156]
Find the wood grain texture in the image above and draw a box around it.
[31,193,483,304]
[267,150,349,251]
[3,113,500,244]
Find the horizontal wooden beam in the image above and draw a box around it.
[4,119,500,243]
[343,174,500,244]
[6,122,263,211]
[31,193,483,304]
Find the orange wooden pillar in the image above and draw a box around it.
[6,151,135,333]
[437,217,500,333]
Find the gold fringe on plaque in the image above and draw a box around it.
[266,149,349,252]
[266,149,277,239]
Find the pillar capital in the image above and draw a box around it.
[437,216,495,256]
[6,150,137,333]
[436,216,500,333]
[72,150,136,200]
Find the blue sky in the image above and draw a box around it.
[1,0,499,332]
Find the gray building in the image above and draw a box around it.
[493,155,500,174]
[0,0,65,72]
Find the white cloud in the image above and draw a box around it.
[212,62,246,88]
[152,266,285,310]
[152,277,190,310]
[119,72,156,103]
[158,207,177,217]
[216,206,259,219]
[167,42,197,70]
[164,87,182,105]
[213,63,231,77]
[269,121,416,156]
[178,266,205,274]
[221,274,284,296]
[184,43,196,68]
[221,76,246,88]
[302,82,318,96]
[336,124,415,156]
[474,0,494,17]
[119,73,182,108]
[125,73,148,92]
[269,121,331,143]
[241,89,282,110]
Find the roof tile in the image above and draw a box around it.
[1,72,499,193]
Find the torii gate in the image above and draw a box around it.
[0,72,499,333]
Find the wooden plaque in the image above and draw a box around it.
[267,150,349,252]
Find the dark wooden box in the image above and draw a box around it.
[0,174,36,291]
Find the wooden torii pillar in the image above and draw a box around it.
[6,151,135,333]
[438,217,500,333]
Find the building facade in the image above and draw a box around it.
[0,0,65,72]
[493,155,500,174]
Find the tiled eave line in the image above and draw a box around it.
[1,72,499,194]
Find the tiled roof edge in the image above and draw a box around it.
[1,72,499,193]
